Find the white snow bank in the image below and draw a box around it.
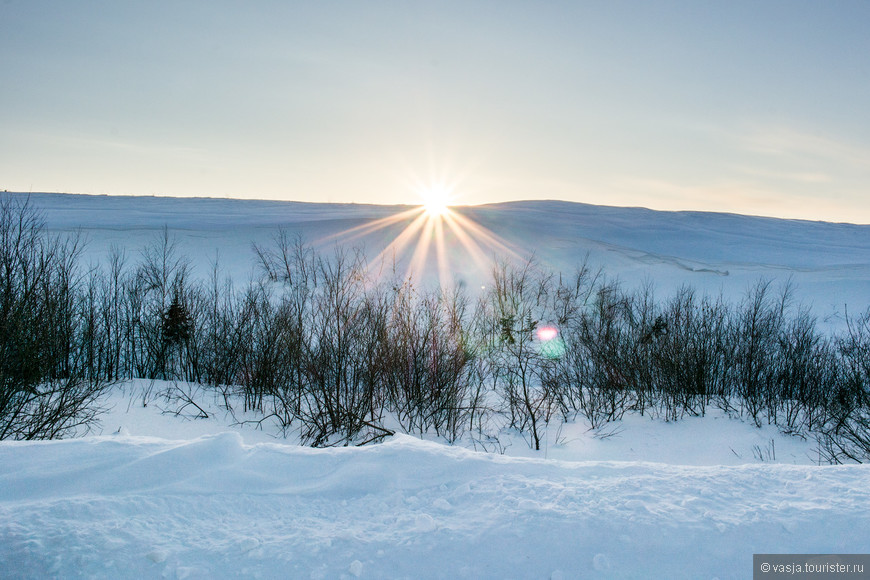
[98,380,821,466]
[2,432,869,579]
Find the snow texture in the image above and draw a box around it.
[3,432,870,579]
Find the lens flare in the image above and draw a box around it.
[536,326,559,341]
[536,326,565,359]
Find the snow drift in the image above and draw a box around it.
[3,432,870,579]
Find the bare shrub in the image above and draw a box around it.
[727,280,789,425]
[645,288,730,421]
[476,259,562,450]
[0,196,107,439]
[384,281,473,441]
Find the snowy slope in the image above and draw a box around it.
[3,431,870,580]
[15,192,870,322]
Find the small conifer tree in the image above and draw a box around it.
[162,289,191,346]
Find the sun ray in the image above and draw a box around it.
[405,213,436,282]
[433,215,452,290]
[370,211,430,275]
[315,174,527,289]
[317,206,423,246]
[441,212,495,272]
[448,211,522,260]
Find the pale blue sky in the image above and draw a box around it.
[2,1,869,222]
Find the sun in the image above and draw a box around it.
[419,184,453,217]
[321,170,522,290]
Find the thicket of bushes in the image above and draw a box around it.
[2,197,870,463]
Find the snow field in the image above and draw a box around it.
[2,193,870,578]
[3,429,870,579]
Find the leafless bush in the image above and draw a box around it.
[384,282,473,441]
[157,381,210,420]
[726,280,790,425]
[565,281,636,428]
[643,288,731,421]
[0,196,107,439]
[476,259,564,450]
[816,308,870,463]
[259,242,391,446]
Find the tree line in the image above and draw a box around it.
[2,196,869,463]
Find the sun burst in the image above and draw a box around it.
[321,178,522,289]
[419,184,453,217]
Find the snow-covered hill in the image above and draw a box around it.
[22,192,870,323]
[2,192,870,579]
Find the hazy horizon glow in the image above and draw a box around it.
[2,1,869,223]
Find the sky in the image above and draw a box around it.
[2,1,869,223]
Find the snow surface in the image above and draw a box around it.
[4,418,870,579]
[3,423,870,579]
[2,193,870,579]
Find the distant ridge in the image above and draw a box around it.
[3,191,868,323]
